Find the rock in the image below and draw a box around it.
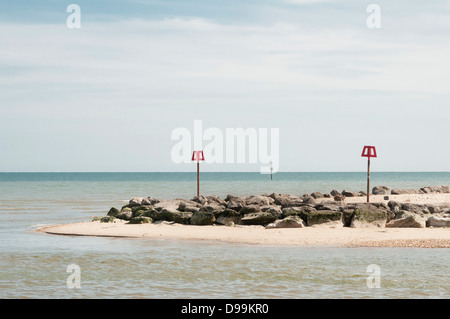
[330,190,341,196]
[216,209,242,225]
[269,193,303,207]
[341,190,358,197]
[160,208,192,224]
[141,209,162,221]
[265,216,306,229]
[142,197,160,205]
[241,212,277,225]
[107,207,120,217]
[205,195,226,206]
[333,194,346,202]
[192,195,208,205]
[421,186,450,194]
[310,192,324,199]
[262,206,283,219]
[427,206,441,214]
[245,195,274,206]
[282,207,314,223]
[178,202,200,213]
[386,213,426,228]
[388,201,401,212]
[116,207,133,221]
[302,196,316,205]
[350,204,387,228]
[391,189,421,195]
[372,186,390,195]
[100,216,116,223]
[225,221,235,227]
[129,216,153,224]
[191,211,216,225]
[199,205,224,216]
[323,193,331,198]
[226,197,246,211]
[129,197,145,207]
[239,205,261,215]
[307,211,344,228]
[426,216,450,227]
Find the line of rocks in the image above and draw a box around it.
[93,190,450,229]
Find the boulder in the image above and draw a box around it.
[386,212,426,228]
[107,207,120,217]
[205,195,227,206]
[270,193,303,207]
[282,207,313,223]
[178,202,200,213]
[390,189,420,195]
[142,197,160,205]
[261,206,283,219]
[241,212,277,225]
[307,211,344,228]
[142,209,162,221]
[191,195,208,205]
[426,216,450,227]
[310,192,324,199]
[129,216,153,224]
[239,205,261,215]
[333,195,346,202]
[421,186,450,194]
[245,195,274,206]
[116,207,133,221]
[330,190,341,196]
[226,197,246,211]
[216,209,242,225]
[341,190,358,197]
[191,211,216,225]
[350,204,387,228]
[302,196,316,205]
[100,216,116,223]
[265,216,306,229]
[160,208,192,224]
[129,197,145,207]
[372,186,390,195]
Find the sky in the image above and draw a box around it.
[0,0,450,172]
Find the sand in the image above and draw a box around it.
[37,222,450,248]
[37,193,450,248]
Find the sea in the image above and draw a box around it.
[0,172,449,299]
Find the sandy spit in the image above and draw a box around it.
[37,221,450,248]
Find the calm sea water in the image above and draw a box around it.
[0,172,449,299]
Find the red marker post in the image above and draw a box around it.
[361,146,377,203]
[192,150,205,197]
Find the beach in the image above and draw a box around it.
[39,221,450,248]
[38,193,450,248]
